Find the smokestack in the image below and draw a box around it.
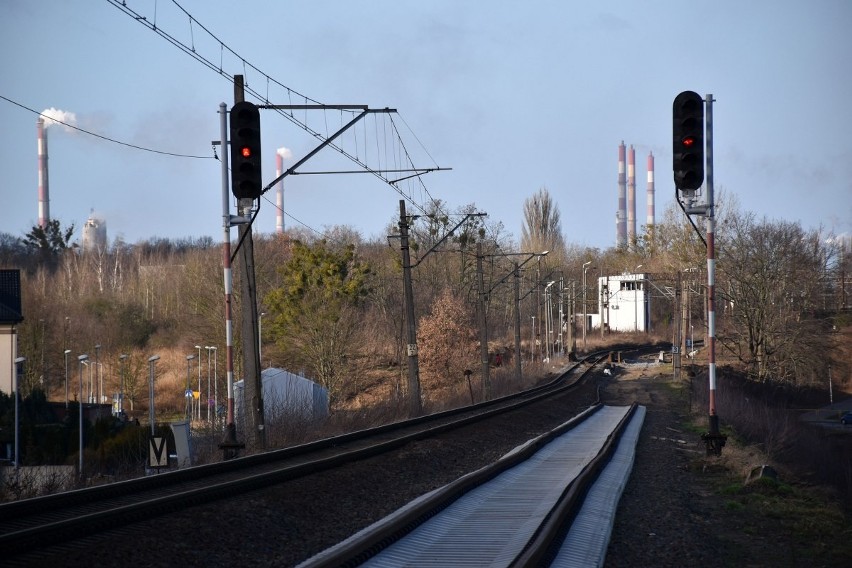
[646,152,655,229]
[617,141,626,249]
[275,147,292,235]
[627,145,636,247]
[37,117,50,229]
[275,153,284,234]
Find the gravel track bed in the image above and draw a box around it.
[11,365,788,567]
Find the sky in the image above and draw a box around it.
[1,0,850,250]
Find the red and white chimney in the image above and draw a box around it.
[37,117,50,229]
[275,152,284,234]
[646,152,655,228]
[627,145,636,247]
[617,141,627,249]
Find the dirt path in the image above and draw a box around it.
[602,360,851,567]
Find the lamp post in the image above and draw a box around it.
[77,354,88,476]
[94,344,101,404]
[582,261,593,348]
[194,345,202,421]
[148,355,160,437]
[691,324,695,357]
[209,346,218,426]
[95,363,104,406]
[64,349,71,409]
[13,357,25,471]
[530,315,536,362]
[186,354,195,421]
[258,312,266,369]
[81,360,92,403]
[205,346,214,423]
[544,281,556,361]
[119,354,128,415]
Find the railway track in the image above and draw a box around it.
[0,349,629,559]
[300,402,646,567]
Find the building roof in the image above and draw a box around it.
[0,269,23,324]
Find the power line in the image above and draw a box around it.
[104,0,449,219]
[0,94,214,160]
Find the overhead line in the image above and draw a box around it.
[0,94,213,159]
[104,0,447,219]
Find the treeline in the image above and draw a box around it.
[2,190,849,415]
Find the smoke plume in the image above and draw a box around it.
[40,107,78,132]
[277,147,293,159]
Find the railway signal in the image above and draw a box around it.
[229,101,263,200]
[672,91,704,191]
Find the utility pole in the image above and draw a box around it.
[568,281,576,359]
[399,200,422,416]
[513,262,522,382]
[673,272,682,382]
[476,242,490,399]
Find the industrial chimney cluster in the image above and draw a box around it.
[616,141,655,250]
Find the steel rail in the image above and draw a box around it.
[0,345,657,558]
[300,403,640,567]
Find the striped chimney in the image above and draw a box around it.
[37,117,50,229]
[617,141,627,248]
[275,152,284,234]
[646,152,655,228]
[627,145,636,247]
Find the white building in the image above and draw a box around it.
[81,211,108,252]
[598,272,649,333]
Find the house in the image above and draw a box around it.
[0,270,24,395]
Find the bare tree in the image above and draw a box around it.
[717,212,831,384]
[521,187,566,265]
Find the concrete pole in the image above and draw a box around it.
[476,242,490,399]
[513,262,522,382]
[399,200,422,416]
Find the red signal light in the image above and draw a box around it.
[241,146,252,158]
[682,136,696,147]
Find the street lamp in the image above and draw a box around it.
[211,347,218,426]
[119,354,129,415]
[148,355,160,436]
[64,349,72,409]
[194,345,202,421]
[690,324,695,357]
[205,346,214,423]
[13,357,25,471]
[77,354,88,476]
[544,281,556,362]
[81,360,92,403]
[582,261,593,348]
[259,312,266,369]
[530,315,536,362]
[185,354,195,421]
[94,344,101,404]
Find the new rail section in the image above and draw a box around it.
[301,402,645,567]
[0,347,655,559]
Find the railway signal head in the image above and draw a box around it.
[230,101,263,200]
[672,91,705,192]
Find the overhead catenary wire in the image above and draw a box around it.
[105,0,451,222]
